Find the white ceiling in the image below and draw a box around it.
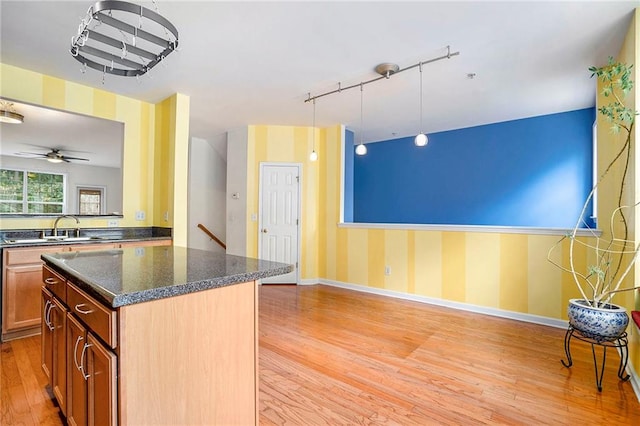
[0,0,638,157]
[0,101,124,167]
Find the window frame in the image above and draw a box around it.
[0,167,67,214]
[77,185,106,215]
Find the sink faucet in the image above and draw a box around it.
[53,215,80,237]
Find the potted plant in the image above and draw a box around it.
[548,58,638,340]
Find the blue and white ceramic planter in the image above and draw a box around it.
[567,298,629,340]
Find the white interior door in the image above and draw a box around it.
[259,164,300,284]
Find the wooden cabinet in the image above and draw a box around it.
[41,288,53,381]
[67,283,117,348]
[3,246,65,341]
[44,260,257,425]
[118,238,171,248]
[48,274,118,425]
[86,333,117,426]
[67,243,118,252]
[3,238,171,341]
[51,295,68,415]
[41,280,68,416]
[67,314,87,426]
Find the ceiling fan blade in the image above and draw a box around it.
[14,151,47,157]
[61,155,89,161]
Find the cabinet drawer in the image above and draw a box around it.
[67,243,118,251]
[43,265,67,303]
[67,283,117,349]
[119,239,172,248]
[6,246,68,266]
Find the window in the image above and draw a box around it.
[0,169,65,214]
[78,187,104,215]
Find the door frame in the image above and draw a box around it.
[258,162,302,284]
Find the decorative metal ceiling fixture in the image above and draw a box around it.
[70,0,179,77]
[0,101,24,124]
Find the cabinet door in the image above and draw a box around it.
[51,297,68,415]
[3,264,43,333]
[87,333,117,426]
[66,314,87,426]
[41,288,54,382]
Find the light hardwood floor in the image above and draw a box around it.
[2,284,640,425]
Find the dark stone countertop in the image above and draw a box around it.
[0,227,171,248]
[42,246,293,308]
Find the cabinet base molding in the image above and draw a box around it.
[2,326,40,342]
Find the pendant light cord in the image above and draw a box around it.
[419,62,423,133]
[360,83,364,145]
[312,98,316,150]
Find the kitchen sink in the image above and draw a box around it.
[3,238,49,244]
[3,236,105,244]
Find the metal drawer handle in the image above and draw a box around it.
[49,303,58,329]
[43,300,54,331]
[80,342,92,380]
[74,335,84,373]
[74,304,94,315]
[47,303,55,331]
[44,277,58,285]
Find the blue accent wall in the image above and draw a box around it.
[343,129,354,222]
[353,108,595,228]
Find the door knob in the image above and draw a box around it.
[261,228,268,233]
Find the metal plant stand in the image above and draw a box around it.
[561,325,629,391]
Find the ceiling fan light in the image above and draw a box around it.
[355,143,367,156]
[0,109,24,124]
[47,157,64,163]
[415,133,428,147]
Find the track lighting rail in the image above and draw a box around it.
[304,46,460,104]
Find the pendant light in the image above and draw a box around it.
[414,62,428,147]
[355,83,367,155]
[309,98,318,162]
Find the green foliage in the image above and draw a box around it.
[0,168,64,214]
[589,57,637,133]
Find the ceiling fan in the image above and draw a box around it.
[15,148,89,163]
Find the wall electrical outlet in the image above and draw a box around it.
[384,266,391,276]
[135,210,146,221]
[107,219,119,227]
[163,211,169,221]
[135,247,145,256]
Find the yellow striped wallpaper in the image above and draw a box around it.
[0,64,188,239]
[246,124,323,279]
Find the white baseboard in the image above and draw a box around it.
[627,357,640,402]
[318,278,568,329]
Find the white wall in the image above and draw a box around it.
[0,155,122,214]
[225,127,248,256]
[188,135,227,253]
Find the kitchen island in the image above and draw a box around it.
[41,246,292,425]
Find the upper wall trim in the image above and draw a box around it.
[339,222,600,236]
